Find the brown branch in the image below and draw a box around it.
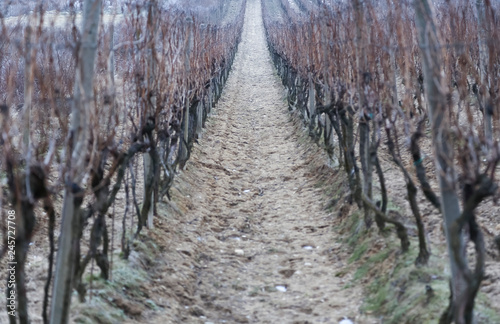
[386,126,429,265]
[361,193,410,252]
[410,116,441,211]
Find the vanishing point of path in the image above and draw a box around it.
[143,0,368,323]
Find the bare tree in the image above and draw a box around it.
[413,1,497,323]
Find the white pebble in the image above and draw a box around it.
[275,285,287,292]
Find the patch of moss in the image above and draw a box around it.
[84,273,102,283]
[145,299,159,310]
[358,243,462,323]
[369,249,391,264]
[475,292,500,323]
[353,264,370,281]
[72,236,157,323]
[131,236,158,265]
[364,281,390,313]
[349,241,368,263]
[353,250,393,281]
[386,200,402,212]
[73,296,126,324]
[318,154,498,323]
[344,211,363,247]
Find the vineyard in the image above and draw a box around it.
[0,0,499,323]
[263,0,500,322]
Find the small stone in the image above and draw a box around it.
[275,285,287,292]
[279,269,296,278]
[235,249,245,256]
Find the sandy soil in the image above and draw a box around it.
[132,0,372,323]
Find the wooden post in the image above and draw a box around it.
[23,26,33,155]
[196,100,204,139]
[51,1,102,323]
[476,0,492,143]
[179,17,194,168]
[144,0,158,229]
[353,0,373,228]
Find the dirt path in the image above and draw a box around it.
[140,0,369,323]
